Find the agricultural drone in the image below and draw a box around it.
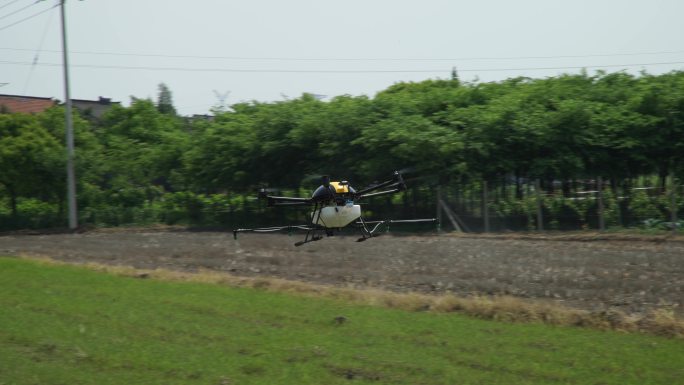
[233,171,437,246]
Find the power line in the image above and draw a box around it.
[1,46,684,62]
[0,2,56,32]
[454,61,684,72]
[22,0,55,94]
[0,0,39,21]
[0,0,24,12]
[1,59,683,73]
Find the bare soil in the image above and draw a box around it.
[1,229,683,316]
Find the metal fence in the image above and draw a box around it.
[1,176,681,234]
[433,177,682,234]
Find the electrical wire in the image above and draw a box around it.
[0,1,56,32]
[1,46,684,62]
[454,61,684,72]
[0,0,38,21]
[0,0,24,12]
[21,2,55,94]
[0,59,683,74]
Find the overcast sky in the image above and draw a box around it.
[2,0,684,115]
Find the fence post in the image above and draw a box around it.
[436,185,442,233]
[671,173,678,235]
[535,179,544,231]
[483,180,490,232]
[438,198,464,232]
[597,176,605,231]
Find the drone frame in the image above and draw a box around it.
[232,171,438,246]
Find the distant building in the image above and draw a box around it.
[0,94,55,114]
[188,114,214,122]
[71,96,120,119]
[0,94,120,119]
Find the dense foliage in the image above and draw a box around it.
[1,71,683,230]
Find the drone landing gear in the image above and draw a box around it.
[294,227,329,247]
[233,224,314,240]
[294,235,322,247]
[233,216,438,246]
[355,218,439,242]
[356,217,376,242]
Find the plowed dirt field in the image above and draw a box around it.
[2,229,682,316]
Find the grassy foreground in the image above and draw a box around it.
[0,258,682,385]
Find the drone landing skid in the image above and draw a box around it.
[233,218,438,246]
[232,223,331,247]
[355,218,438,242]
[294,235,323,247]
[232,225,315,239]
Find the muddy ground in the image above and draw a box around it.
[1,229,682,316]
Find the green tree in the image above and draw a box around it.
[353,113,463,181]
[157,83,177,115]
[631,72,684,184]
[184,112,257,192]
[0,113,63,218]
[98,99,188,201]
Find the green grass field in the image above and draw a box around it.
[1,257,683,385]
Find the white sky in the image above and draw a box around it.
[2,0,684,115]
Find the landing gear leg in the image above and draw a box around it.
[356,216,373,242]
[295,203,325,246]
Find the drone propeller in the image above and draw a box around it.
[393,166,440,186]
[396,166,417,174]
[300,174,325,183]
[259,187,280,193]
[257,187,281,199]
[393,170,407,191]
[403,173,439,184]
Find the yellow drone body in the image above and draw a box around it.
[329,181,350,194]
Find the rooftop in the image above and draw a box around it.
[0,94,55,114]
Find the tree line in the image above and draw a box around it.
[1,71,683,230]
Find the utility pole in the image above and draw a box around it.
[60,0,77,229]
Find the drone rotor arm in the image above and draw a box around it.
[269,201,312,207]
[354,179,396,196]
[354,170,407,197]
[356,186,404,200]
[264,196,312,207]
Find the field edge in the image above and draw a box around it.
[9,254,684,339]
